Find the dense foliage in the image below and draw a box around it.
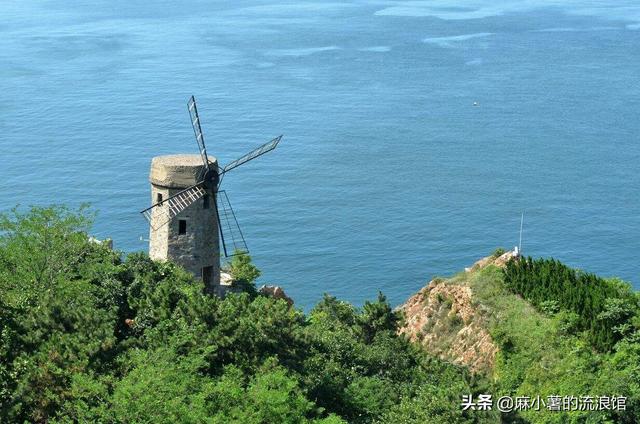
[503,257,639,351]
[0,206,486,423]
[467,258,640,423]
[3,206,639,423]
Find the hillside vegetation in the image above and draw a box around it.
[0,206,491,423]
[1,206,639,423]
[503,257,638,351]
[399,251,640,423]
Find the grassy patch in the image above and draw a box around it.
[460,266,556,387]
[415,258,640,422]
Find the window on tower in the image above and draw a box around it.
[178,219,187,234]
[157,193,163,204]
[203,194,210,209]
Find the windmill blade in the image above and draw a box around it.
[141,182,207,230]
[187,96,210,172]
[221,135,283,175]
[214,194,228,258]
[216,190,248,257]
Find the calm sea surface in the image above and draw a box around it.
[1,1,639,309]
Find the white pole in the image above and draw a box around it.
[519,211,524,255]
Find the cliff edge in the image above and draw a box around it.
[398,250,519,374]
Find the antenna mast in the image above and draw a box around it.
[518,211,524,255]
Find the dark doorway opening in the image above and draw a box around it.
[202,266,213,288]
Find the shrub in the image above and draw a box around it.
[503,257,639,351]
[492,247,506,258]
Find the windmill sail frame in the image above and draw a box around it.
[141,182,207,229]
[216,190,248,257]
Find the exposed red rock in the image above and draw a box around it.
[465,250,518,272]
[258,285,294,306]
[397,251,516,374]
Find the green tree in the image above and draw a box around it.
[208,360,341,423]
[0,204,98,305]
[1,206,479,423]
[227,252,261,294]
[377,379,478,423]
[358,292,399,343]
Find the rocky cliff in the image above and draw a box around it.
[398,251,518,374]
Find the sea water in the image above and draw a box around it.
[1,0,639,309]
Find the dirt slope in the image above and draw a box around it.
[398,251,517,374]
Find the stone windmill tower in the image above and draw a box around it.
[141,96,282,294]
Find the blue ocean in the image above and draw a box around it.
[1,1,639,309]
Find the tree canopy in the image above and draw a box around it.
[2,206,639,423]
[0,206,482,423]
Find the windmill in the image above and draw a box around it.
[140,96,282,293]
